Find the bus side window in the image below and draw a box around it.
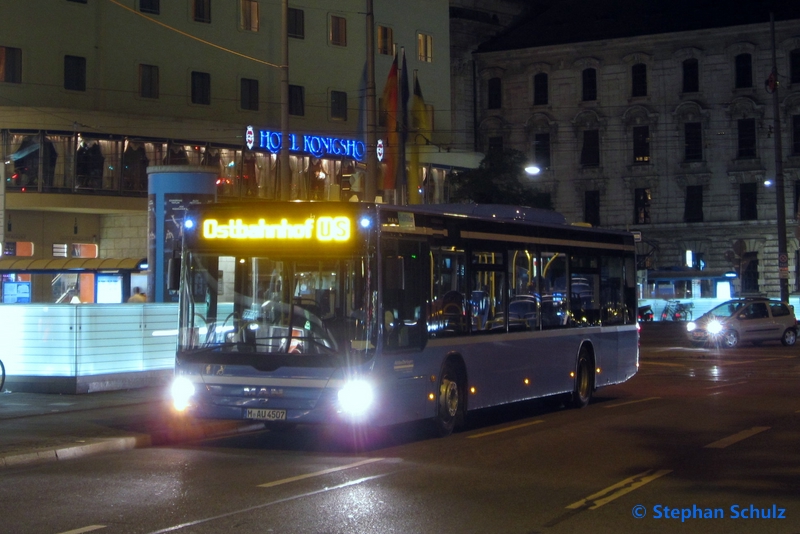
[382,239,428,349]
[430,247,467,337]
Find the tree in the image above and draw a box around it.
[448,149,553,208]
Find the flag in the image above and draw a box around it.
[408,73,429,205]
[381,54,398,190]
[356,61,368,144]
[397,48,410,193]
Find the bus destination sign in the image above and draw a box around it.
[202,216,351,242]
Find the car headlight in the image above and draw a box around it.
[707,319,723,335]
[337,380,374,416]
[171,376,196,412]
[686,321,696,332]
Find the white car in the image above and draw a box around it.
[686,298,797,348]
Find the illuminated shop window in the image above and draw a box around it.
[72,243,98,258]
[3,242,34,256]
[53,243,68,257]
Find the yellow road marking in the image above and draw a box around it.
[468,420,545,439]
[704,427,770,449]
[258,458,384,488]
[566,469,672,510]
[604,397,660,409]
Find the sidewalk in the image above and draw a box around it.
[0,386,263,469]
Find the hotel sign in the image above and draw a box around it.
[247,126,365,162]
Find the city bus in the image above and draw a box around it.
[170,202,638,436]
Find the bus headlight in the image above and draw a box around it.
[707,320,723,335]
[338,380,374,416]
[686,321,696,332]
[171,376,195,412]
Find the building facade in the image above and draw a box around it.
[472,4,800,300]
[0,0,453,302]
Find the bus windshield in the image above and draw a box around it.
[178,252,377,363]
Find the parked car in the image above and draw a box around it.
[686,298,797,348]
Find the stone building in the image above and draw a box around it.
[471,1,800,300]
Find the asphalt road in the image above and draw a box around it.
[2,323,799,534]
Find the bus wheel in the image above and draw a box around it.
[435,362,462,437]
[569,349,593,409]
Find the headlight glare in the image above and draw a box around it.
[338,380,374,416]
[686,321,696,332]
[171,376,195,412]
[707,319,723,335]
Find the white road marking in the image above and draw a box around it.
[704,426,770,449]
[257,457,384,488]
[603,397,660,409]
[566,469,672,510]
[56,526,106,534]
[704,381,748,390]
[467,420,545,439]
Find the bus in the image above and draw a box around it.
[170,202,638,436]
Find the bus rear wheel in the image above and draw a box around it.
[434,362,463,437]
[569,349,593,409]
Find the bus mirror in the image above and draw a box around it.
[167,258,181,291]
[384,257,405,290]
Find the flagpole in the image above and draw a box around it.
[398,47,407,206]
[770,12,789,301]
[279,0,290,201]
[365,0,377,203]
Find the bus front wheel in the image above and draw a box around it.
[569,349,593,409]
[434,362,463,437]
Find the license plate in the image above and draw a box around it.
[245,408,287,421]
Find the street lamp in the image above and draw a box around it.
[524,164,541,176]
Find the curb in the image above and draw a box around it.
[0,421,265,469]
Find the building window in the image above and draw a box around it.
[737,118,757,159]
[67,0,87,3]
[64,55,86,91]
[580,129,600,167]
[488,136,503,155]
[288,8,304,39]
[240,0,258,32]
[684,122,702,161]
[487,77,501,109]
[582,68,597,101]
[793,115,800,155]
[795,180,800,218]
[138,64,159,99]
[377,25,393,55]
[193,0,211,23]
[740,182,758,221]
[53,243,68,258]
[682,58,699,93]
[418,33,433,62]
[631,63,647,97]
[633,125,650,163]
[740,252,759,293]
[240,78,258,110]
[533,73,548,106]
[584,190,600,227]
[139,0,159,14]
[0,46,22,83]
[191,71,211,105]
[289,84,304,116]
[735,53,752,88]
[330,15,346,46]
[634,188,651,224]
[331,90,347,120]
[791,49,800,84]
[684,185,704,223]
[533,133,550,169]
